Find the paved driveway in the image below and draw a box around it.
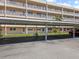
[0,38,79,59]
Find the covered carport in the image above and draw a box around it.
[0,17,78,40]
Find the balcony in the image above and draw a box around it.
[0,10,47,19]
[75,13,79,17]
[27,13,46,19]
[63,17,75,22]
[75,19,79,22]
[6,1,26,9]
[63,11,74,16]
[0,10,5,16]
[48,8,62,14]
[48,16,55,21]
[6,10,26,18]
[27,4,47,12]
[0,1,4,5]
[0,10,4,14]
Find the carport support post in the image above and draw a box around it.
[4,25,7,35]
[45,25,48,41]
[73,27,75,38]
[25,25,28,34]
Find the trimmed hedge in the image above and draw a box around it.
[0,34,72,45]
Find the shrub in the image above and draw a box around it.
[34,32,39,37]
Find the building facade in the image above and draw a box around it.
[0,0,79,35]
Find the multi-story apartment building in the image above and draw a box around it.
[0,0,79,35]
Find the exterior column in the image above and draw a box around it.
[4,0,6,17]
[62,8,64,19]
[25,0,28,18]
[73,27,75,38]
[4,25,7,35]
[45,0,48,41]
[45,25,48,41]
[62,27,64,32]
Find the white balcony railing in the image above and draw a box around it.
[48,8,62,13]
[75,19,79,22]
[0,10,46,18]
[63,18,75,22]
[6,1,47,10]
[48,16,55,20]
[63,11,74,15]
[27,4,46,11]
[27,13,47,19]
[0,1,4,5]
[7,1,26,8]
[0,10,79,22]
[6,10,26,16]
[0,10,5,14]
[75,13,79,16]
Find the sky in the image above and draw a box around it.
[42,0,79,8]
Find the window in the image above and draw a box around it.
[23,28,25,32]
[28,11,33,14]
[37,13,41,17]
[37,28,41,31]
[9,10,16,15]
[10,28,16,31]
[28,28,33,31]
[42,28,45,32]
[22,11,25,16]
[48,28,52,31]
[10,10,16,12]
[28,11,33,16]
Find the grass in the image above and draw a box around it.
[1,32,69,38]
[48,32,69,35]
[2,34,33,38]
[38,32,69,36]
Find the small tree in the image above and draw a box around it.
[53,27,61,33]
[53,27,58,33]
[34,32,38,37]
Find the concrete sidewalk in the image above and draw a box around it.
[0,38,79,59]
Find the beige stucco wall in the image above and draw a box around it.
[1,27,25,34]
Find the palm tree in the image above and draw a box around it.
[54,15,62,21]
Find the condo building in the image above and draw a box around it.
[0,0,79,35]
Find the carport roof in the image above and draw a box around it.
[0,17,78,26]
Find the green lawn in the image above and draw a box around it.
[48,32,69,35]
[3,34,33,38]
[1,32,69,38]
